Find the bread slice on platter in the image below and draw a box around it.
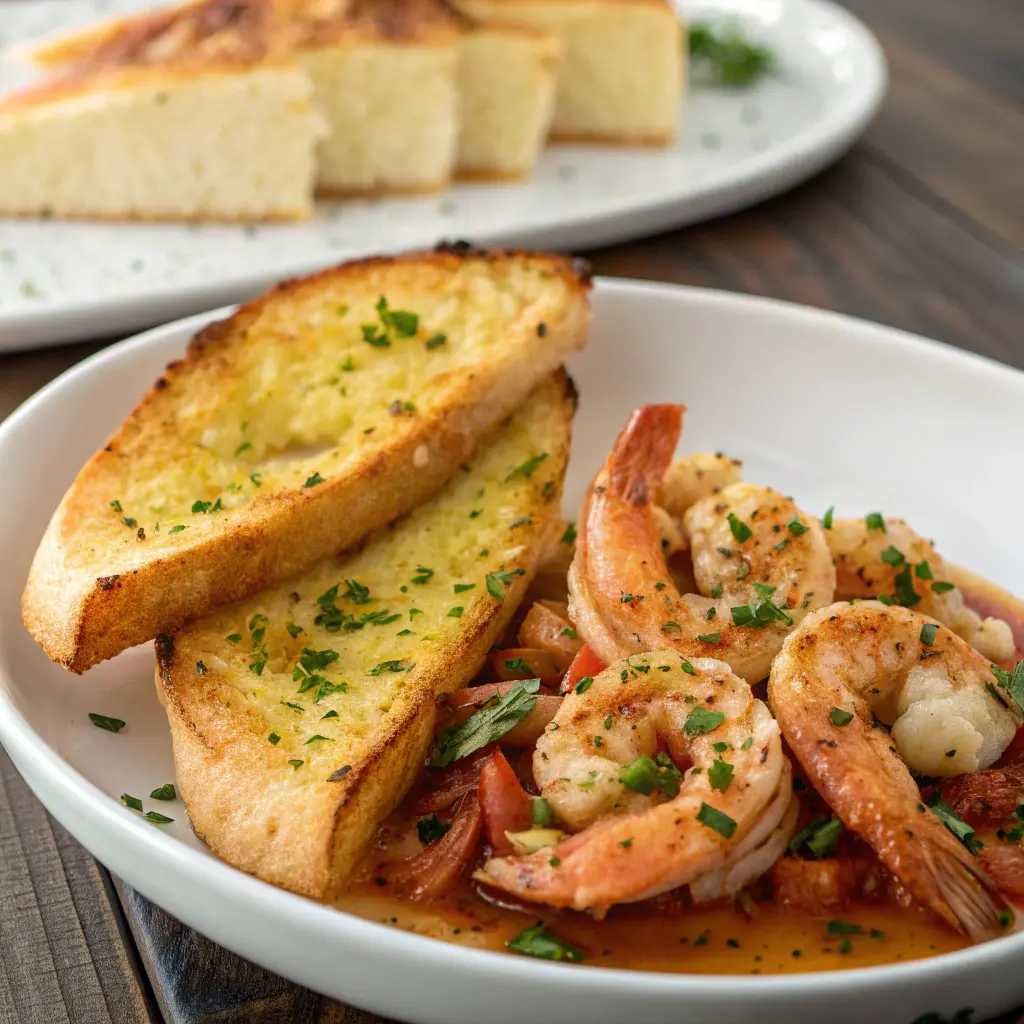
[285,0,461,196]
[22,245,591,673]
[455,19,560,179]
[155,372,574,898]
[454,0,683,145]
[0,0,324,221]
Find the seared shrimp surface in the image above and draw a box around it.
[474,650,794,913]
[567,405,836,682]
[828,516,1015,662]
[769,601,1020,940]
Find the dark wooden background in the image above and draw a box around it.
[1,0,1022,1020]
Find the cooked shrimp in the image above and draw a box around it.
[768,601,1021,940]
[473,650,794,914]
[567,405,836,682]
[652,452,744,557]
[658,451,743,519]
[828,516,1015,662]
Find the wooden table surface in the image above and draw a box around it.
[1,1,1022,1021]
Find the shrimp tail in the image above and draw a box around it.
[606,404,685,504]
[924,841,1004,942]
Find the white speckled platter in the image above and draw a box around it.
[0,0,885,350]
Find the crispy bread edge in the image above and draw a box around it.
[22,244,591,673]
[154,371,577,897]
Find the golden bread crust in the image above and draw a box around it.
[22,245,591,672]
[156,372,576,897]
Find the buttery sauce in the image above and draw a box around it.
[337,883,968,974]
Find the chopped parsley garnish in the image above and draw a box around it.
[915,560,934,580]
[680,660,696,675]
[425,334,446,350]
[150,784,176,801]
[191,500,211,514]
[417,814,451,845]
[506,923,584,963]
[827,920,862,936]
[708,757,734,793]
[893,563,922,606]
[920,623,939,646]
[829,707,854,727]
[235,441,252,456]
[485,568,525,600]
[574,676,594,694]
[321,710,338,720]
[688,19,774,87]
[110,500,122,512]
[662,621,682,633]
[789,816,843,858]
[226,633,242,644]
[881,546,905,566]
[286,622,303,639]
[865,512,886,532]
[121,793,143,811]
[741,736,752,750]
[787,516,808,537]
[561,522,577,545]
[454,583,476,593]
[268,732,281,745]
[822,506,834,529]
[303,472,325,488]
[342,579,371,605]
[684,706,725,736]
[144,811,174,824]
[506,453,549,481]
[710,585,724,598]
[289,759,304,770]
[89,713,126,733]
[730,582,793,629]
[697,802,737,838]
[559,626,577,639]
[697,632,722,644]
[249,473,262,487]
[411,566,434,585]
[620,753,682,799]
[532,797,555,828]
[448,606,464,618]
[928,792,982,853]
[168,524,186,533]
[931,581,956,594]
[304,735,332,745]
[368,660,414,676]
[504,657,533,675]
[432,679,540,767]
[727,513,752,543]
[362,296,419,347]
[991,661,1024,713]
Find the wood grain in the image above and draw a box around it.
[0,749,156,1024]
[0,0,1021,1021]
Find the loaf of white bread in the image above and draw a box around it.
[4,0,680,221]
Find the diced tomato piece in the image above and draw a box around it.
[517,602,583,673]
[997,726,1024,768]
[560,644,605,695]
[478,750,533,855]
[978,846,1024,905]
[409,746,496,814]
[377,792,483,900]
[940,762,1024,827]
[488,647,561,682]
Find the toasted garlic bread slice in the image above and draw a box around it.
[156,373,575,898]
[23,246,591,672]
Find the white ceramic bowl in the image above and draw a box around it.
[1,280,1021,1023]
